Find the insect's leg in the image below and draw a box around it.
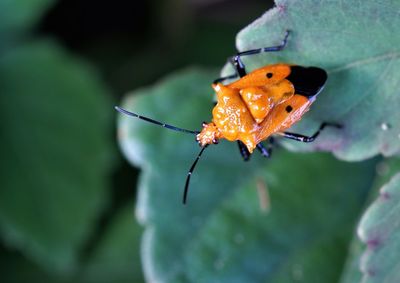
[269,136,275,146]
[237,141,251,161]
[213,74,238,84]
[230,30,290,77]
[281,122,342,143]
[230,56,247,78]
[256,142,272,158]
[237,30,290,56]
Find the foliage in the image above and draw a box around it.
[1,0,399,282]
[0,0,144,282]
[0,39,112,272]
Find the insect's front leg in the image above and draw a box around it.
[256,138,274,158]
[231,30,290,78]
[214,30,290,84]
[213,73,239,84]
[237,140,251,161]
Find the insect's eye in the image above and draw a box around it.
[266,73,273,78]
[285,105,293,113]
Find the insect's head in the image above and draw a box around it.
[196,122,221,147]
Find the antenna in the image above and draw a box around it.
[115,106,200,135]
[183,146,207,204]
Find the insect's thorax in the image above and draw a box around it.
[197,65,315,153]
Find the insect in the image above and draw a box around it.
[115,30,341,204]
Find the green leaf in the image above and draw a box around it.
[0,0,55,42]
[340,158,400,283]
[117,68,377,282]
[225,0,400,161]
[357,172,400,283]
[0,40,114,272]
[341,161,400,283]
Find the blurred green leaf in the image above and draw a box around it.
[83,203,145,283]
[357,172,400,283]
[1,248,63,283]
[0,39,114,272]
[117,68,377,282]
[1,203,144,283]
[0,0,55,42]
[226,0,400,161]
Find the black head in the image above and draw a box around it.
[286,66,328,98]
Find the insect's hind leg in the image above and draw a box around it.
[281,122,342,143]
[230,30,290,77]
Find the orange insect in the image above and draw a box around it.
[116,30,341,204]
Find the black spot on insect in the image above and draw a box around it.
[266,73,273,78]
[286,105,293,113]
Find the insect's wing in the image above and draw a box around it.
[286,66,328,97]
[255,94,313,143]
